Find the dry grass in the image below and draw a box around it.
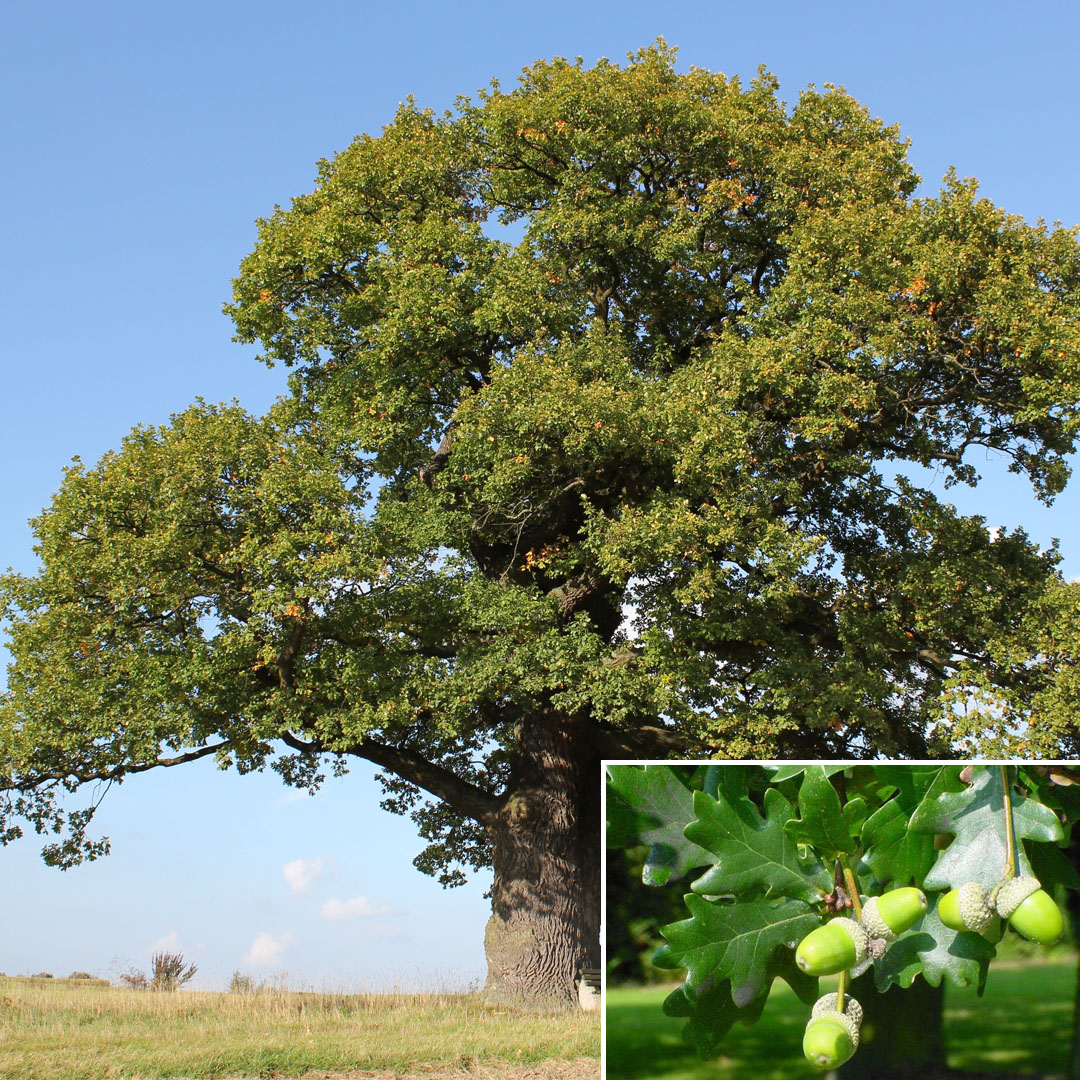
[0,978,600,1080]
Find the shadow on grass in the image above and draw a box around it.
[606,960,1077,1080]
[945,964,1074,1075]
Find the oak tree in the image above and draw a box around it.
[3,44,1080,1004]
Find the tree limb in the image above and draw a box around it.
[591,720,694,759]
[7,741,233,792]
[281,731,502,825]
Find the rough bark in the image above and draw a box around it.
[836,974,946,1080]
[483,707,601,1008]
[1066,827,1080,1080]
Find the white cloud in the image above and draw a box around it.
[283,857,326,895]
[319,896,396,921]
[277,789,310,806]
[149,931,179,953]
[244,932,293,966]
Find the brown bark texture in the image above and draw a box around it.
[1066,827,1080,1080]
[482,708,601,1008]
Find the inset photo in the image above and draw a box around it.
[605,762,1080,1080]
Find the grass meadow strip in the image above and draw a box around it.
[0,980,600,1080]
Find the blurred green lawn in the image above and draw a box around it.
[606,959,1077,1080]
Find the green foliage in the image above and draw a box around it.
[606,765,713,885]
[913,766,1060,889]
[660,895,820,1006]
[4,44,1080,876]
[688,782,831,902]
[858,767,941,887]
[607,763,1080,1060]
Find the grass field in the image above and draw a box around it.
[606,959,1077,1080]
[0,978,600,1080]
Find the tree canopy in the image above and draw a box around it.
[3,42,1080,892]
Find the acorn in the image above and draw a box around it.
[937,882,996,934]
[859,887,927,942]
[795,917,869,976]
[804,995,862,1070]
[803,1016,855,1070]
[995,876,1064,945]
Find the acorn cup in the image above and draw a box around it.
[995,876,1065,945]
[795,917,869,976]
[937,882,996,935]
[804,993,862,1070]
[859,887,927,942]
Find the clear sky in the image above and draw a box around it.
[2,1,1078,989]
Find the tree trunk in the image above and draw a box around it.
[483,707,601,1008]
[1065,828,1080,1080]
[836,973,946,1080]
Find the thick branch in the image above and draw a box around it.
[591,720,693,759]
[546,568,607,622]
[281,731,501,825]
[419,428,455,488]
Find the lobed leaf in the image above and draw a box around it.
[605,765,712,885]
[688,787,832,902]
[659,893,820,1009]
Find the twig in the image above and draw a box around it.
[1001,763,1018,881]
[841,862,863,922]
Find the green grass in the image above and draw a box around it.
[605,959,1077,1080]
[0,979,599,1080]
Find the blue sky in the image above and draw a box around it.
[2,1,1078,989]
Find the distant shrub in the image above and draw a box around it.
[229,970,255,994]
[30,972,53,979]
[119,967,149,990]
[151,950,197,992]
[68,971,95,980]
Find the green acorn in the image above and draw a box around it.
[937,882,995,934]
[860,887,927,942]
[795,917,869,976]
[995,876,1064,944]
[804,996,861,1070]
[803,1016,855,1070]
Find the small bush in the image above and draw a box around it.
[68,971,95,980]
[151,950,197,992]
[119,968,149,990]
[229,971,255,994]
[29,972,53,979]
